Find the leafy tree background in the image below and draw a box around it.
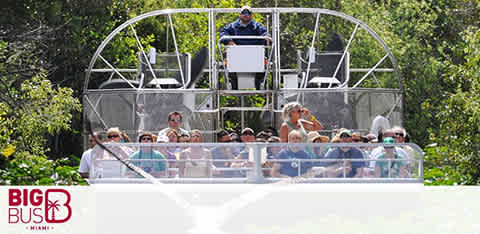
[1,0,479,184]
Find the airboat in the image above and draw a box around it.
[83,7,423,183]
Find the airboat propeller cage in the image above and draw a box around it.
[83,8,403,142]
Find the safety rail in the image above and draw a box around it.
[89,142,423,184]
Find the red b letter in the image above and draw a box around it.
[8,189,22,206]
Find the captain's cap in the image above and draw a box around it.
[240,6,252,13]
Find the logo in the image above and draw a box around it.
[8,188,72,231]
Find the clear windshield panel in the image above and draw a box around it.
[83,90,217,142]
[277,89,403,131]
[89,142,422,183]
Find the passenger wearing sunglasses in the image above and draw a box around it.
[104,127,134,156]
[128,132,167,178]
[157,111,189,141]
[392,126,417,170]
[369,128,409,170]
[90,127,133,178]
[323,129,366,178]
[229,128,256,177]
[279,102,323,143]
[211,130,236,177]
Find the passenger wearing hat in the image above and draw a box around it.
[219,6,269,90]
[128,131,167,178]
[374,137,409,178]
[323,129,366,178]
[305,131,330,160]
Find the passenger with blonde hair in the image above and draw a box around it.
[271,130,312,178]
[279,102,323,142]
[164,128,180,178]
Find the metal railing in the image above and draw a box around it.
[88,142,423,184]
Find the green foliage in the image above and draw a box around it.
[0,18,82,184]
[427,27,480,184]
[0,71,82,157]
[0,152,85,185]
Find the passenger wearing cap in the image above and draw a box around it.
[128,132,167,178]
[374,137,409,178]
[323,129,366,178]
[369,128,408,169]
[219,6,269,90]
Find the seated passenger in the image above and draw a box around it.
[128,132,167,178]
[256,131,272,142]
[262,136,281,177]
[271,130,313,178]
[120,131,131,143]
[179,133,190,143]
[211,130,236,178]
[306,131,330,159]
[89,127,133,178]
[103,127,132,159]
[157,111,189,140]
[165,128,181,178]
[369,129,408,169]
[323,129,366,178]
[79,132,103,178]
[392,126,417,161]
[178,130,214,178]
[374,137,409,178]
[230,128,256,177]
[265,136,282,160]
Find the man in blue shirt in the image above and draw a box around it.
[220,6,268,46]
[324,129,366,178]
[219,6,269,90]
[271,130,313,177]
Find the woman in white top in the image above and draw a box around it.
[279,102,323,142]
[178,130,214,178]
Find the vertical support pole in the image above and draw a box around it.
[388,159,392,178]
[210,9,217,90]
[241,96,245,130]
[249,144,265,183]
[298,159,301,177]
